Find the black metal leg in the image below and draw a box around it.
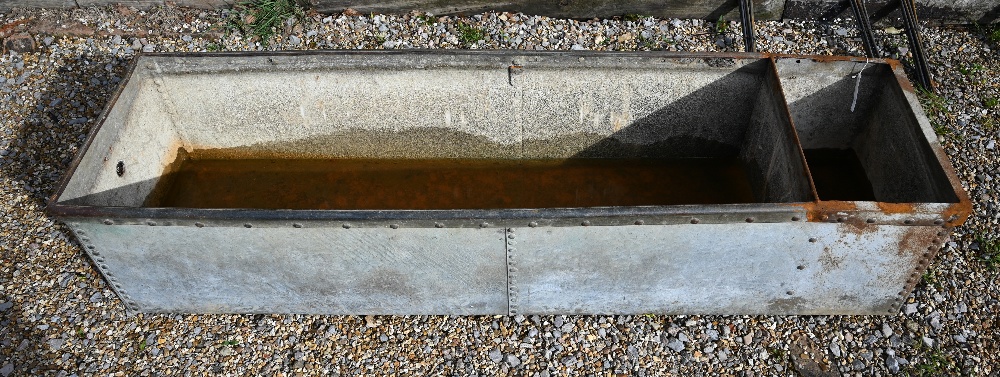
[900,0,933,90]
[740,0,756,52]
[849,0,881,58]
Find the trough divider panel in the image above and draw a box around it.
[738,59,816,203]
[765,57,820,203]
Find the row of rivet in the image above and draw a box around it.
[73,226,141,312]
[99,216,943,228]
[786,235,824,297]
[506,228,518,316]
[896,226,952,313]
[821,215,946,226]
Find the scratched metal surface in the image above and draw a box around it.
[509,223,941,315]
[69,224,509,314]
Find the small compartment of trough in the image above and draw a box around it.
[55,53,814,211]
[775,58,960,204]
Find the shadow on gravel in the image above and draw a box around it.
[0,39,132,373]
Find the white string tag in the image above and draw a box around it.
[851,58,870,113]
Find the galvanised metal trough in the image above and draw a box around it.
[47,51,971,315]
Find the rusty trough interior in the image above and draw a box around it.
[53,52,965,221]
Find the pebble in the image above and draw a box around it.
[666,339,684,352]
[505,354,521,367]
[885,356,900,373]
[488,348,502,363]
[47,338,64,350]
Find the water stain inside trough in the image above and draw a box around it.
[803,149,877,202]
[146,153,760,210]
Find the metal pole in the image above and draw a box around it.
[740,0,756,52]
[849,0,881,58]
[899,0,933,91]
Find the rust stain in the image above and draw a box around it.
[898,226,936,258]
[146,153,759,210]
[942,201,972,226]
[877,202,916,214]
[0,19,30,38]
[789,200,880,235]
[790,200,858,222]
[818,246,845,269]
[895,72,917,93]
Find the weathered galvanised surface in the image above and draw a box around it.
[47,51,971,315]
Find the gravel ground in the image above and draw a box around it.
[0,5,998,376]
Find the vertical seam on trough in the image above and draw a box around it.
[505,228,517,315]
[145,58,193,151]
[71,224,140,315]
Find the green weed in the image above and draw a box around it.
[975,234,1000,271]
[227,0,304,46]
[957,64,984,76]
[456,22,485,46]
[766,347,785,360]
[921,268,940,289]
[983,116,997,131]
[414,14,435,26]
[983,96,998,109]
[931,121,952,137]
[715,16,728,34]
[988,25,1000,44]
[909,342,954,376]
[918,88,947,114]
[623,14,645,22]
[636,35,653,49]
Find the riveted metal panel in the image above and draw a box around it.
[511,223,941,315]
[70,223,508,314]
